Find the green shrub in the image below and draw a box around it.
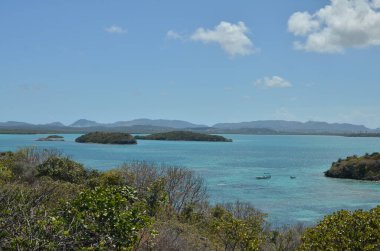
[54,185,152,250]
[36,156,92,184]
[207,202,266,251]
[0,164,13,183]
[301,206,380,250]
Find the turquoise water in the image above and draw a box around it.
[1,134,380,226]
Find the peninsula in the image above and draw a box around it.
[325,152,380,181]
[135,131,232,142]
[75,132,137,145]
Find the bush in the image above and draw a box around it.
[207,202,266,251]
[301,206,380,250]
[0,179,81,250]
[36,156,96,184]
[54,185,152,250]
[118,162,208,214]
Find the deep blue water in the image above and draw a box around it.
[1,134,379,226]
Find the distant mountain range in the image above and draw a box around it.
[69,119,207,129]
[0,119,377,134]
[213,120,372,133]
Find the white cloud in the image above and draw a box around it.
[288,0,380,53]
[166,30,183,40]
[190,21,255,56]
[288,12,320,36]
[255,76,292,88]
[105,25,127,34]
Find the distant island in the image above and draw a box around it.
[325,152,380,181]
[135,131,232,142]
[36,135,64,141]
[75,132,137,145]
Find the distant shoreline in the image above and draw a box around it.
[1,129,379,137]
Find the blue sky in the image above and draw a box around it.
[1,0,380,127]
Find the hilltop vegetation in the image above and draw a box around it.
[75,132,137,144]
[325,152,380,180]
[135,131,232,142]
[1,147,379,250]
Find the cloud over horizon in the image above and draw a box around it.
[288,0,380,53]
[168,21,255,56]
[191,21,255,56]
[255,76,292,88]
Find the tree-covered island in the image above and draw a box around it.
[135,131,232,142]
[75,132,137,144]
[325,152,380,181]
[36,135,65,141]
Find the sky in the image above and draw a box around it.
[1,0,380,128]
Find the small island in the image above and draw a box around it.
[135,131,232,142]
[325,152,380,181]
[75,132,137,145]
[36,135,65,141]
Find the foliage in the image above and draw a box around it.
[326,152,380,180]
[2,147,380,250]
[36,156,96,184]
[261,223,305,251]
[135,131,232,142]
[207,202,266,251]
[75,132,137,144]
[55,185,152,250]
[119,162,208,213]
[301,206,380,250]
[0,179,80,250]
[0,164,13,183]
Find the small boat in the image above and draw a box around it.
[256,175,271,180]
[290,176,296,179]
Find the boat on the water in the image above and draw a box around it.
[256,175,271,180]
[290,176,296,179]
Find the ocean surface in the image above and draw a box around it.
[1,133,379,226]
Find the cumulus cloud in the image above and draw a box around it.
[288,0,380,53]
[190,21,255,56]
[255,76,292,88]
[105,25,127,34]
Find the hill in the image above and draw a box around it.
[75,132,137,144]
[213,120,370,133]
[135,131,232,142]
[325,152,380,181]
[70,119,103,127]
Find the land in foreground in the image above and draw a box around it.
[1,147,379,250]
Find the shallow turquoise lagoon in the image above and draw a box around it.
[1,134,379,226]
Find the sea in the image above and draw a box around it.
[1,133,379,226]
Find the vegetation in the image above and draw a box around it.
[301,207,380,250]
[1,147,379,250]
[325,152,380,180]
[75,132,137,144]
[135,131,232,142]
[36,135,64,141]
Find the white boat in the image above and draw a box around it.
[256,175,271,180]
